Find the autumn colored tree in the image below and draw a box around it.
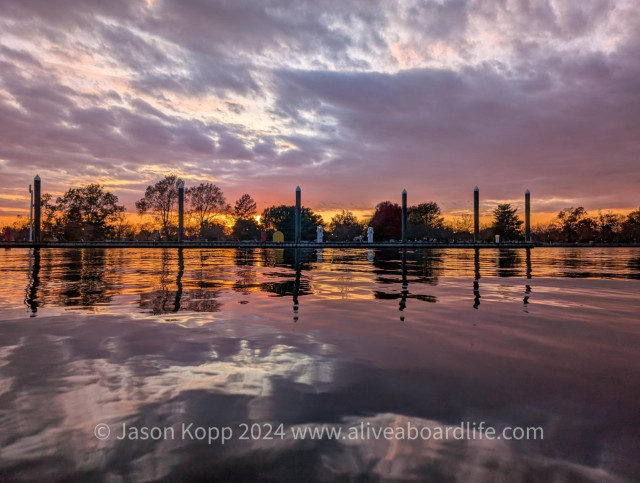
[370,201,402,240]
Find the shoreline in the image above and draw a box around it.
[2,241,639,249]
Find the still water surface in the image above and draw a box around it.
[0,247,639,481]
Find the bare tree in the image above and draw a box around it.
[557,207,588,242]
[454,213,473,234]
[329,210,364,241]
[136,175,184,240]
[596,211,623,242]
[186,183,230,236]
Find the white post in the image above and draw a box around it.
[367,226,374,243]
[316,225,323,243]
[28,184,33,242]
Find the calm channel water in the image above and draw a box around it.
[0,247,639,482]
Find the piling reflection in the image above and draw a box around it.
[1,247,639,481]
[8,247,640,319]
[473,248,481,309]
[140,249,174,314]
[57,249,113,307]
[372,250,438,314]
[497,249,521,277]
[399,249,407,321]
[293,250,301,322]
[173,248,184,312]
[139,249,223,314]
[255,248,313,306]
[24,248,40,316]
[372,249,443,285]
[524,248,532,311]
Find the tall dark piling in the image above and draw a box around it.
[28,183,33,242]
[295,186,301,243]
[33,175,41,243]
[473,186,479,243]
[525,189,531,243]
[401,189,407,243]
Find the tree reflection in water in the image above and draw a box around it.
[3,246,640,482]
[524,248,532,311]
[372,250,438,321]
[497,249,521,277]
[57,249,113,307]
[14,247,546,317]
[11,249,640,327]
[140,248,222,314]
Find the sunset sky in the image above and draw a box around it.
[0,0,638,223]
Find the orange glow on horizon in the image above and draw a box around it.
[4,208,636,232]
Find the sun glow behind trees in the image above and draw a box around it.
[2,176,640,243]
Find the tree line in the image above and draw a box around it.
[2,175,639,243]
[532,207,640,244]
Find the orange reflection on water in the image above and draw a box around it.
[0,247,640,480]
[1,247,639,321]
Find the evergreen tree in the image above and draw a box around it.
[492,203,523,240]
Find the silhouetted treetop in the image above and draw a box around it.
[492,203,523,240]
[260,205,322,241]
[136,175,184,240]
[234,194,257,219]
